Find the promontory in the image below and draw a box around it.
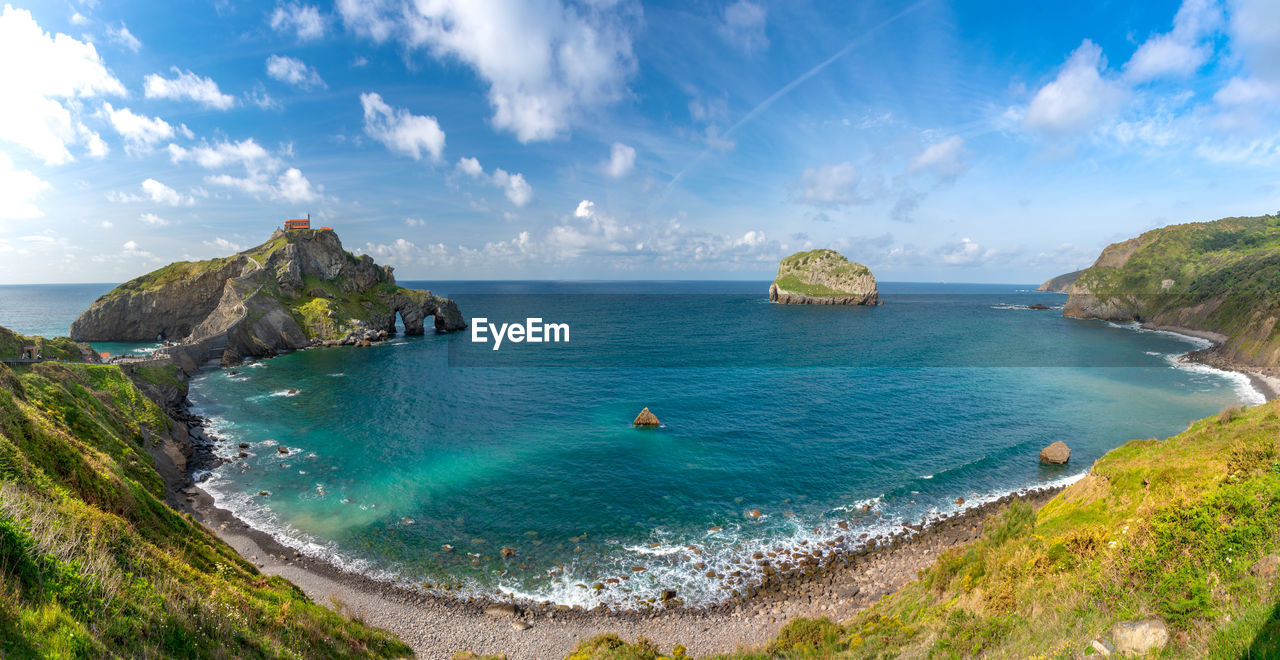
[71,226,465,367]
[1062,214,1280,367]
[769,249,880,305]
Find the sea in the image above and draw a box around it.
[0,281,1260,608]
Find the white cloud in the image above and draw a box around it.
[716,1,768,54]
[0,6,125,165]
[491,168,532,206]
[142,178,193,206]
[339,0,636,143]
[266,54,325,89]
[909,136,968,180]
[106,22,141,52]
[1023,40,1127,136]
[455,156,483,177]
[270,2,325,40]
[206,167,319,203]
[360,92,445,161]
[204,237,244,253]
[108,178,196,206]
[167,138,274,170]
[0,152,51,219]
[122,240,139,250]
[574,199,594,218]
[1228,0,1280,85]
[140,212,169,226]
[1124,0,1221,82]
[144,67,236,110]
[100,103,173,150]
[99,220,112,228]
[452,156,532,207]
[798,163,877,206]
[605,141,635,178]
[405,217,425,227]
[79,123,108,158]
[69,12,88,26]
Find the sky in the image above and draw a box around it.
[2,0,1280,284]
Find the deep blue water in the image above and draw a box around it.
[0,281,1259,608]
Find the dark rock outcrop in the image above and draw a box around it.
[71,228,465,368]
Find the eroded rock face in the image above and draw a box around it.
[769,249,879,305]
[71,228,466,368]
[1039,441,1071,464]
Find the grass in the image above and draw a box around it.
[0,357,411,658]
[561,400,1280,659]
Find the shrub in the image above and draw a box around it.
[766,617,847,655]
[1220,405,1243,424]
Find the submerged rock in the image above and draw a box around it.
[1039,441,1071,464]
[633,407,660,427]
[769,249,880,305]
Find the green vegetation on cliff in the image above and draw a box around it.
[1065,214,1280,365]
[0,326,85,362]
[568,400,1280,658]
[0,357,409,657]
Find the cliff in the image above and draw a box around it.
[1036,268,1083,293]
[0,337,409,656]
[769,249,880,305]
[71,228,465,366]
[1062,214,1280,367]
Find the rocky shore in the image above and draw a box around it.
[162,393,1067,659]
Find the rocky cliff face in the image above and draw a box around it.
[71,229,465,366]
[769,249,880,305]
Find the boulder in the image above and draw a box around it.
[1252,554,1280,580]
[1110,619,1169,655]
[483,603,517,617]
[633,407,660,427]
[1039,441,1071,464]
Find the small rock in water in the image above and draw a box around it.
[746,509,763,519]
[238,442,249,449]
[955,497,965,506]
[633,407,660,427]
[277,446,289,455]
[501,547,516,557]
[1039,441,1071,464]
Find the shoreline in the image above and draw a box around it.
[1139,322,1280,402]
[179,452,1064,658]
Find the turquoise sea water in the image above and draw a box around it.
[0,281,1261,608]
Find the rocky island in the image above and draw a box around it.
[1061,214,1280,369]
[768,249,880,305]
[71,227,465,368]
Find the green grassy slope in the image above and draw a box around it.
[0,326,85,361]
[564,401,1280,658]
[0,360,410,658]
[772,250,873,298]
[1066,214,1280,365]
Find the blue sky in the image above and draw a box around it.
[2,0,1279,284]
